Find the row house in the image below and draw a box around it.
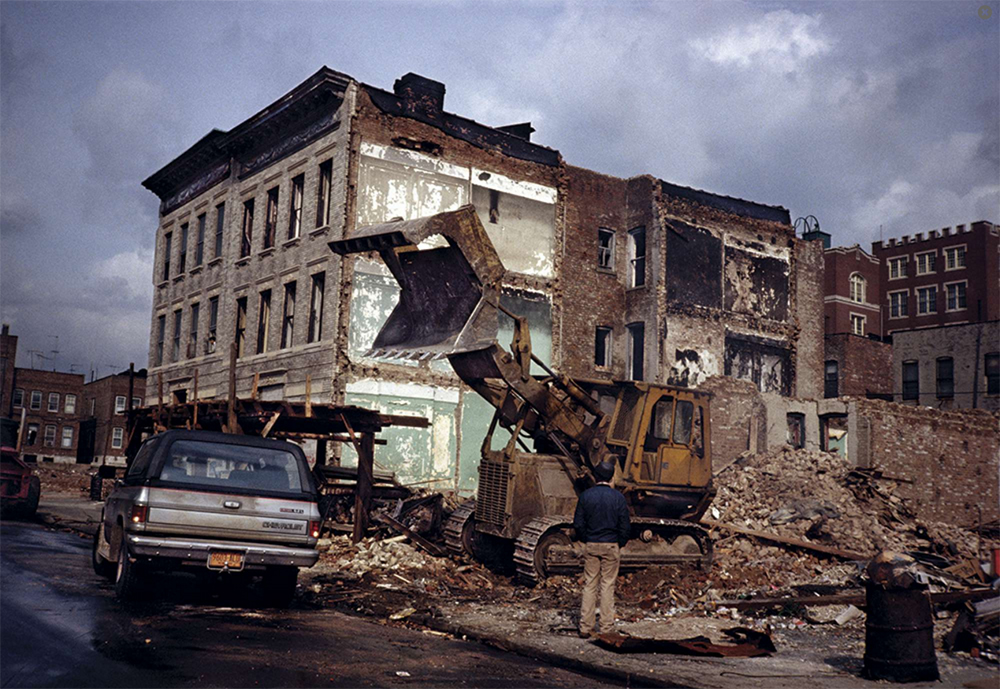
[9,367,85,463]
[80,369,147,465]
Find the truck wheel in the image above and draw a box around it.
[21,476,40,519]
[92,527,114,579]
[114,531,142,600]
[262,566,298,608]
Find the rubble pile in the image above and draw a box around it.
[323,534,452,580]
[711,446,982,562]
[33,463,94,496]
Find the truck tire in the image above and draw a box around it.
[262,566,298,608]
[92,527,115,579]
[21,476,40,519]
[114,531,142,601]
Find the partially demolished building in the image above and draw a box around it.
[142,67,823,489]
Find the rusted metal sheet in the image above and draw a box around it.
[595,627,776,657]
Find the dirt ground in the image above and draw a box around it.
[33,462,95,497]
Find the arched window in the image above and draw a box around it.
[849,273,866,303]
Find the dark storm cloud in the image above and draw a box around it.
[0,0,997,374]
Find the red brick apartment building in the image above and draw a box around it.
[821,245,892,398]
[80,369,146,466]
[872,221,999,334]
[10,367,85,463]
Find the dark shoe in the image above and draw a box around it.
[578,630,596,639]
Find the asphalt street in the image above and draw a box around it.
[0,518,614,688]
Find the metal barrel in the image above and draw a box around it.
[863,582,939,682]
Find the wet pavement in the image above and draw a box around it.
[0,518,615,688]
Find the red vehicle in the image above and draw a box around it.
[1,418,41,518]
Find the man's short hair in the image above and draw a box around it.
[594,460,615,482]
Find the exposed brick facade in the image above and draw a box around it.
[11,368,85,463]
[0,324,16,419]
[823,333,892,398]
[853,398,999,527]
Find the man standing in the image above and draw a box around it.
[573,459,630,638]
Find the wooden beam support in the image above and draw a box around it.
[351,431,375,544]
[701,519,869,561]
[261,411,282,438]
[305,375,312,418]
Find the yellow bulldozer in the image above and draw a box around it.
[330,206,714,583]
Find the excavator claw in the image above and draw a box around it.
[329,206,506,360]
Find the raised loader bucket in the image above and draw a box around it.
[329,206,507,360]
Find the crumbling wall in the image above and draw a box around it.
[853,398,999,526]
[793,238,824,398]
[699,375,767,473]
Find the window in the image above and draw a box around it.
[849,273,866,303]
[787,413,805,449]
[257,289,271,354]
[208,296,219,353]
[115,395,127,414]
[986,353,1000,395]
[597,229,615,270]
[316,159,333,228]
[264,187,279,249]
[888,257,907,279]
[673,401,693,445]
[64,394,76,414]
[43,425,56,447]
[308,272,325,343]
[915,251,936,275]
[902,361,919,400]
[824,360,839,398]
[916,286,937,315]
[47,393,59,412]
[850,314,865,336]
[156,315,166,365]
[936,357,954,399]
[179,222,189,273]
[289,174,304,240]
[214,202,225,258]
[132,396,142,409]
[627,322,644,380]
[594,326,612,368]
[281,282,296,349]
[627,227,646,288]
[189,302,200,357]
[29,390,42,410]
[25,423,38,446]
[946,282,967,311]
[235,297,248,357]
[889,290,908,318]
[195,213,206,266]
[60,426,73,448]
[163,231,172,281]
[111,427,124,449]
[240,199,254,258]
[645,396,674,449]
[944,246,966,270]
[172,309,182,361]
[13,389,23,407]
[89,398,95,416]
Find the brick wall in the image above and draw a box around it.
[699,375,767,472]
[12,368,85,463]
[823,246,881,337]
[854,398,999,527]
[824,333,893,397]
[794,238,825,398]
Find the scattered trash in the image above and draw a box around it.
[390,607,416,621]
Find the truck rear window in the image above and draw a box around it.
[158,440,304,494]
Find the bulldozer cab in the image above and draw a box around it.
[606,384,711,491]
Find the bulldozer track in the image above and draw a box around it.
[631,517,714,569]
[443,499,477,557]
[513,516,570,586]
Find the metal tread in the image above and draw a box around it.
[513,516,570,586]
[443,499,477,557]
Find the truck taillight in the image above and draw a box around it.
[130,505,148,524]
[309,520,321,539]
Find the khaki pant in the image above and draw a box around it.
[579,542,621,635]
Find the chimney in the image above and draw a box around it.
[497,122,535,141]
[394,73,445,121]
[1,324,8,336]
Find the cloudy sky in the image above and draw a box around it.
[1,1,997,375]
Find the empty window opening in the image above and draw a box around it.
[627,322,645,380]
[594,326,612,368]
[902,360,919,400]
[257,289,271,355]
[627,227,646,288]
[598,228,615,270]
[240,199,254,258]
[936,357,954,399]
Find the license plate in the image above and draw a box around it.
[208,551,245,570]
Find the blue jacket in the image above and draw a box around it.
[573,484,631,546]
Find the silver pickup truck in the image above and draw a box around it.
[92,430,321,605]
